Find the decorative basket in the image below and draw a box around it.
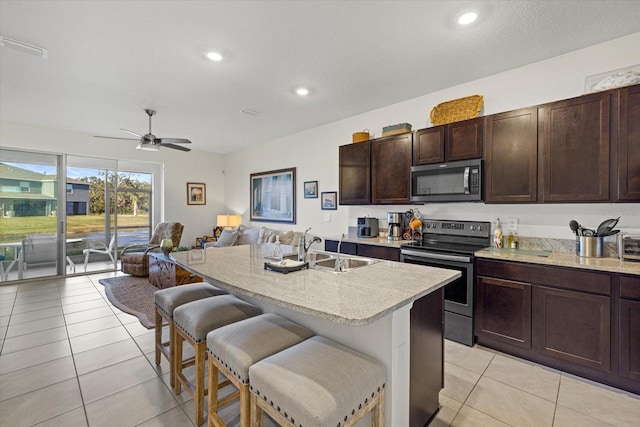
[352,129,370,143]
[429,95,483,126]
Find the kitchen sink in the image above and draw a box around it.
[313,256,379,272]
[283,251,334,263]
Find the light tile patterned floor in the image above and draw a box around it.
[0,273,638,426]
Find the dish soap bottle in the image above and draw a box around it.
[272,236,283,261]
[494,218,503,248]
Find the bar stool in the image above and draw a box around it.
[154,282,226,388]
[173,294,262,426]
[249,335,386,427]
[206,313,314,427]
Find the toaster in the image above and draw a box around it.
[357,217,379,238]
[618,234,640,261]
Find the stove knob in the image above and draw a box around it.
[478,226,483,232]
[470,225,476,231]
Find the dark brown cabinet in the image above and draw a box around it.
[475,258,640,394]
[484,108,538,202]
[614,84,640,201]
[324,240,400,261]
[339,141,371,205]
[413,117,483,165]
[539,92,611,202]
[371,133,412,204]
[535,286,611,372]
[619,275,640,382]
[476,276,532,349]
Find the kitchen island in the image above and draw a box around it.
[171,244,460,427]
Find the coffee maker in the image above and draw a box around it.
[387,212,404,240]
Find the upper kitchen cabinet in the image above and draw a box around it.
[372,133,413,204]
[413,117,483,165]
[485,108,538,203]
[614,84,640,201]
[539,92,611,202]
[339,141,371,205]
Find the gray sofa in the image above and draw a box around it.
[207,224,303,249]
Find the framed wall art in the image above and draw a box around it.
[321,191,337,210]
[187,182,206,205]
[250,167,296,223]
[304,180,318,198]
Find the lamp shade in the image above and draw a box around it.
[217,214,241,228]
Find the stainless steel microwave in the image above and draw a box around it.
[410,159,482,202]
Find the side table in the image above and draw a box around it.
[149,252,203,289]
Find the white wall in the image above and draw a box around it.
[224,32,640,241]
[0,121,225,246]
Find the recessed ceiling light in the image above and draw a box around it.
[206,51,223,61]
[296,87,309,96]
[458,12,478,25]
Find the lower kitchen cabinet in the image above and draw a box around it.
[476,276,531,349]
[535,286,611,372]
[476,258,639,394]
[619,275,640,382]
[324,240,400,261]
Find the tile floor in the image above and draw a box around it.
[1,273,639,427]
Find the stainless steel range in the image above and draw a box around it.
[400,219,491,346]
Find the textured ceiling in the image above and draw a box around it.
[1,1,639,153]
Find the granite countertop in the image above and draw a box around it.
[324,234,415,248]
[476,248,640,276]
[171,244,460,326]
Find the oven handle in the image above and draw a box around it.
[401,249,472,264]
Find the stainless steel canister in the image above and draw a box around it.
[578,236,603,258]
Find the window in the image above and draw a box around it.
[66,183,73,194]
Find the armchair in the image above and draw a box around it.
[120,222,184,276]
[83,236,116,272]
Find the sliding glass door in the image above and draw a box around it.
[0,149,64,281]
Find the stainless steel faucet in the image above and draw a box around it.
[334,233,346,272]
[299,227,322,261]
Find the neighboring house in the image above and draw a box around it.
[0,162,89,217]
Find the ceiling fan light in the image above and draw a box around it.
[136,143,159,152]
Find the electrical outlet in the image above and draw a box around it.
[324,213,331,222]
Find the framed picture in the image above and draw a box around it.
[321,191,337,210]
[304,180,318,198]
[250,167,296,223]
[187,182,206,205]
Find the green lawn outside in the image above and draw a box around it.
[0,215,149,243]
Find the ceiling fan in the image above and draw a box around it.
[95,109,191,152]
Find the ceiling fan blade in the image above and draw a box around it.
[121,128,143,138]
[160,143,191,152]
[94,135,139,141]
[156,138,191,144]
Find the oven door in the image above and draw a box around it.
[401,249,474,317]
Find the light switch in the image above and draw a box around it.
[324,213,331,222]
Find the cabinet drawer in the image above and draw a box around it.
[476,259,611,295]
[620,275,640,300]
[357,244,399,261]
[324,240,357,255]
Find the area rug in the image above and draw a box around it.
[99,276,156,329]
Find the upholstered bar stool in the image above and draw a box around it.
[206,313,314,427]
[173,295,262,426]
[154,282,227,388]
[249,335,386,427]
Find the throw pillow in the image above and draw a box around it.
[237,226,261,245]
[276,230,295,245]
[214,229,239,247]
[259,227,276,243]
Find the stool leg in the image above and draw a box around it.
[169,320,176,388]
[250,393,263,427]
[372,389,385,427]
[154,309,162,366]
[195,341,206,426]
[208,355,218,427]
[174,327,183,394]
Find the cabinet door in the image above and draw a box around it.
[485,108,538,202]
[620,299,640,381]
[446,117,484,161]
[476,276,532,349]
[539,92,610,202]
[371,133,412,204]
[535,286,611,372]
[615,84,640,201]
[413,127,445,165]
[339,141,371,205]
